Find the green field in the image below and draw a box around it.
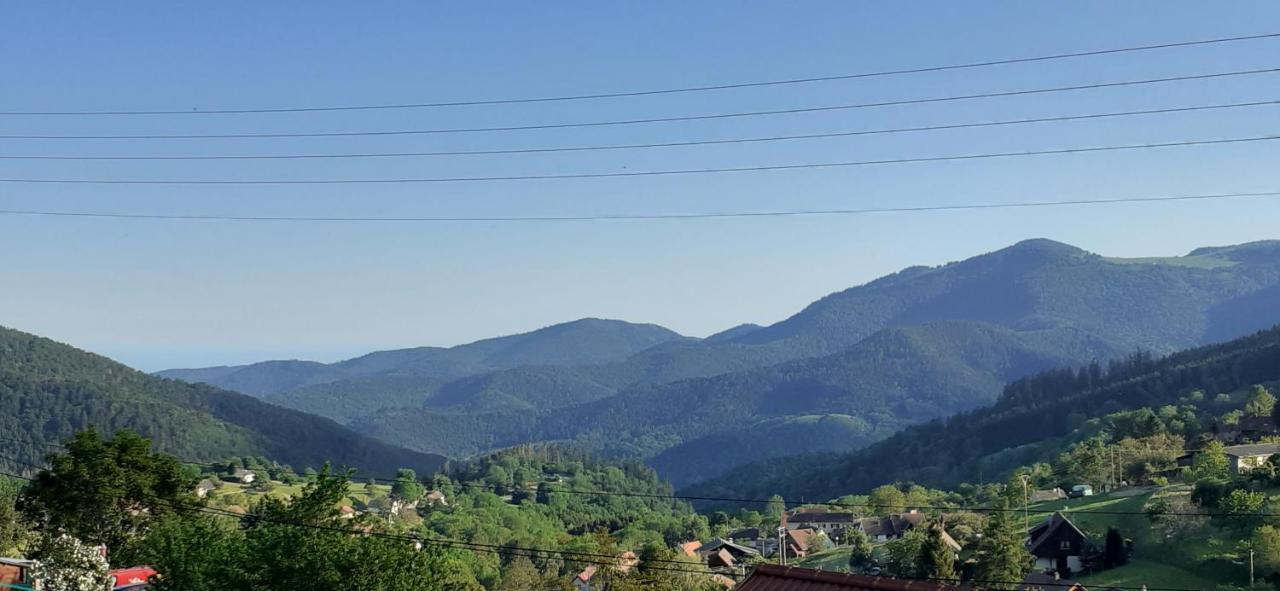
[1079,559,1222,590]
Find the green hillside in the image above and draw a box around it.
[0,326,446,476]
[685,324,1280,501]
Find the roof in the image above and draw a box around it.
[680,540,704,557]
[790,511,858,523]
[0,557,33,568]
[714,548,738,568]
[728,527,761,540]
[196,479,218,490]
[1028,513,1087,556]
[787,529,821,553]
[576,565,597,582]
[699,538,762,557]
[737,564,969,591]
[858,513,925,538]
[1224,443,1280,457]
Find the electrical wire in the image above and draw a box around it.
[1,100,1274,160]
[1,134,1274,185]
[0,190,1277,224]
[2,68,1276,139]
[2,32,1276,115]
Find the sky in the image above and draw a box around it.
[1,2,1279,371]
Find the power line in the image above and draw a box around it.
[3,100,1275,160]
[0,190,1276,223]
[1,134,1274,185]
[2,68,1276,139]
[2,32,1277,115]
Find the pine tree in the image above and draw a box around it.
[1103,527,1128,568]
[917,519,956,581]
[846,527,875,573]
[974,482,1031,589]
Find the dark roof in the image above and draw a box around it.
[738,565,969,591]
[859,513,926,538]
[729,527,762,540]
[699,538,762,557]
[1028,513,1087,556]
[1224,443,1280,457]
[790,512,858,523]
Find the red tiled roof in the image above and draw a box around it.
[738,565,971,591]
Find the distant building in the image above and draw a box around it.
[1030,488,1067,503]
[1027,512,1089,575]
[737,564,967,590]
[695,538,762,569]
[1224,443,1280,473]
[573,565,597,591]
[230,468,256,484]
[195,479,219,498]
[784,528,825,558]
[855,512,926,542]
[786,510,858,535]
[338,505,356,520]
[679,540,704,558]
[424,490,448,507]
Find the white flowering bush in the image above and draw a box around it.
[28,533,112,591]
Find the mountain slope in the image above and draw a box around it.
[158,318,688,398]
[684,324,1280,502]
[0,326,446,476]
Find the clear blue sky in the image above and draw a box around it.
[2,2,1278,371]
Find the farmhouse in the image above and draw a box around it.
[1027,512,1089,575]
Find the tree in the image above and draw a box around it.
[497,556,542,591]
[391,468,425,503]
[1246,385,1276,418]
[27,533,113,591]
[0,478,25,554]
[1102,527,1128,569]
[18,429,198,560]
[1192,441,1231,480]
[1251,524,1280,575]
[918,520,956,580]
[138,515,248,591]
[868,485,907,515]
[847,527,875,573]
[884,527,927,577]
[1219,488,1269,533]
[973,483,1031,589]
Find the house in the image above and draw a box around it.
[711,573,738,589]
[231,468,256,484]
[338,505,356,520]
[1218,415,1280,444]
[855,512,926,542]
[1224,443,1280,473]
[573,565,598,591]
[737,564,967,591]
[786,510,859,535]
[1028,512,1089,575]
[424,490,448,507]
[617,550,639,573]
[1030,488,1067,503]
[784,528,826,558]
[0,558,33,589]
[679,540,704,558]
[194,478,218,498]
[696,538,762,569]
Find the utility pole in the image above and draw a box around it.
[1251,549,1256,586]
[778,526,787,566]
[1020,475,1031,536]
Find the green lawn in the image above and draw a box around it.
[794,547,853,572]
[1078,559,1222,589]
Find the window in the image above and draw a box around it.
[1060,540,1072,550]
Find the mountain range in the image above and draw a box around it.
[157,238,1280,487]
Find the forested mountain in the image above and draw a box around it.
[158,317,689,397]
[684,324,1280,502]
[158,239,1280,484]
[0,325,445,476]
